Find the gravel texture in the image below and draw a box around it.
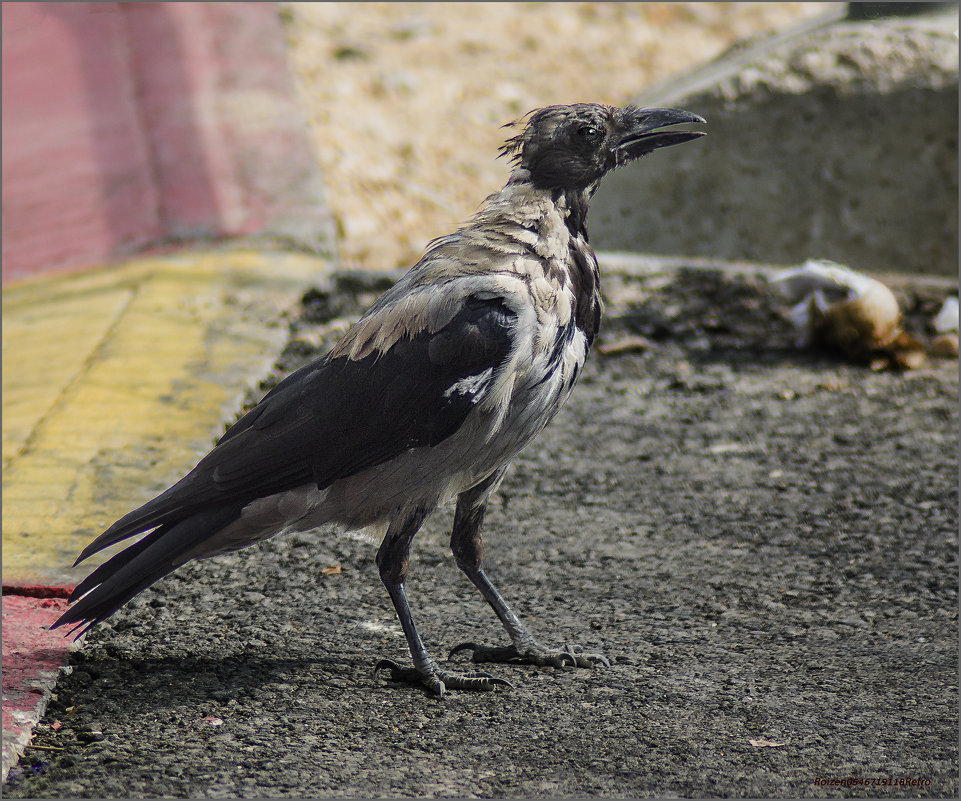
[279,2,829,273]
[6,264,957,798]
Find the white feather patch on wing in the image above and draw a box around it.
[444,367,495,400]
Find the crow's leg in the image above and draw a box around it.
[373,506,510,695]
[448,470,610,670]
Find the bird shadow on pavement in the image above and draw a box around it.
[53,650,364,714]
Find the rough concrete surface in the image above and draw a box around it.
[2,250,329,589]
[4,263,957,798]
[591,6,960,277]
[1,596,76,783]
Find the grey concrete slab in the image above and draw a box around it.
[591,5,959,277]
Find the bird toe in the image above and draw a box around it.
[373,658,510,694]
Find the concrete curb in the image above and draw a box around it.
[596,251,961,292]
[2,3,336,284]
[1,595,78,782]
[592,5,959,277]
[1,246,332,781]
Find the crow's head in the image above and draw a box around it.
[501,103,705,192]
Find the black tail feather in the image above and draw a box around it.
[54,505,241,638]
[72,472,204,566]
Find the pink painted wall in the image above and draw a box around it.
[2,2,328,285]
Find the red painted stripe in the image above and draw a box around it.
[1,595,78,781]
[2,585,74,599]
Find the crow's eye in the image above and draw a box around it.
[577,125,599,139]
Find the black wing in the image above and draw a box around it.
[75,296,516,563]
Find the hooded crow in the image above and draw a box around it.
[54,103,705,694]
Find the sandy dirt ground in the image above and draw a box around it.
[6,263,957,798]
[280,2,830,272]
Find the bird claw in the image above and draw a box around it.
[373,658,512,695]
[449,641,610,670]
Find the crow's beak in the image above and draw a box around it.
[617,108,706,162]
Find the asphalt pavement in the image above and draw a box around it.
[3,259,957,798]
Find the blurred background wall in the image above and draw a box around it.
[1,2,331,285]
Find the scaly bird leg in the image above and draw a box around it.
[374,506,510,695]
[447,470,610,670]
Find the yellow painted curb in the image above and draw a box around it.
[2,248,330,587]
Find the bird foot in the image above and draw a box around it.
[373,659,513,696]
[449,641,611,670]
